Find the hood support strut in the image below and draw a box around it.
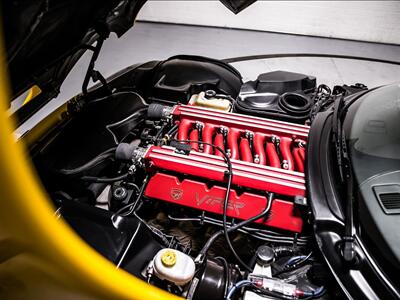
[82,33,111,96]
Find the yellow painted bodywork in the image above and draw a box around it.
[22,85,42,106]
[0,38,180,300]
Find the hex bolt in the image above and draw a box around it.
[245,130,254,139]
[220,126,228,135]
[113,186,128,201]
[282,160,289,170]
[195,121,204,130]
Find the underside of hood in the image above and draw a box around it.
[220,0,256,14]
[2,0,256,109]
[2,0,147,102]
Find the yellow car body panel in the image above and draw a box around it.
[0,39,181,300]
[22,85,42,106]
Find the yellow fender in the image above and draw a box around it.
[0,38,181,300]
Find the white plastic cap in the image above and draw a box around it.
[153,248,196,285]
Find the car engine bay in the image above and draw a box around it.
[30,55,369,300]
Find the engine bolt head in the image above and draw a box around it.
[113,186,128,201]
[244,130,254,138]
[195,121,204,129]
[220,126,228,134]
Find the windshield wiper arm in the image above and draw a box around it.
[332,94,347,181]
[332,95,358,265]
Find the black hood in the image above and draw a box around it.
[2,0,147,100]
[220,0,256,14]
[1,0,255,109]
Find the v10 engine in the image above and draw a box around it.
[123,104,309,233]
[40,63,340,300]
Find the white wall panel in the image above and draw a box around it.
[137,1,400,44]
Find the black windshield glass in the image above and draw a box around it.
[344,84,400,184]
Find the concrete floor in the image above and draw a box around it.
[16,21,400,134]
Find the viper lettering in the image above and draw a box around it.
[195,193,245,216]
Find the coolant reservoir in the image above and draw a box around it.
[153,248,196,285]
[189,90,231,112]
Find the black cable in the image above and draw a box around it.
[171,139,248,269]
[250,286,295,300]
[198,192,274,272]
[166,124,179,137]
[80,173,128,183]
[172,139,276,271]
[215,256,230,298]
[86,91,148,106]
[122,178,147,216]
[250,284,325,300]
[226,280,254,300]
[215,93,236,105]
[223,192,274,272]
[124,182,141,194]
[310,84,334,121]
[167,215,310,246]
[112,176,149,218]
[154,124,166,144]
[273,246,298,258]
[273,251,313,277]
[58,147,116,176]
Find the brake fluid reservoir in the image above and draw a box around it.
[153,248,196,285]
[189,91,231,112]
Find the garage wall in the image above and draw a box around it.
[137,1,400,45]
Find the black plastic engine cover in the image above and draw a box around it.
[149,55,243,104]
[235,71,316,123]
[241,70,316,95]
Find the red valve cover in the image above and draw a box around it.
[144,105,309,233]
[145,173,303,233]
